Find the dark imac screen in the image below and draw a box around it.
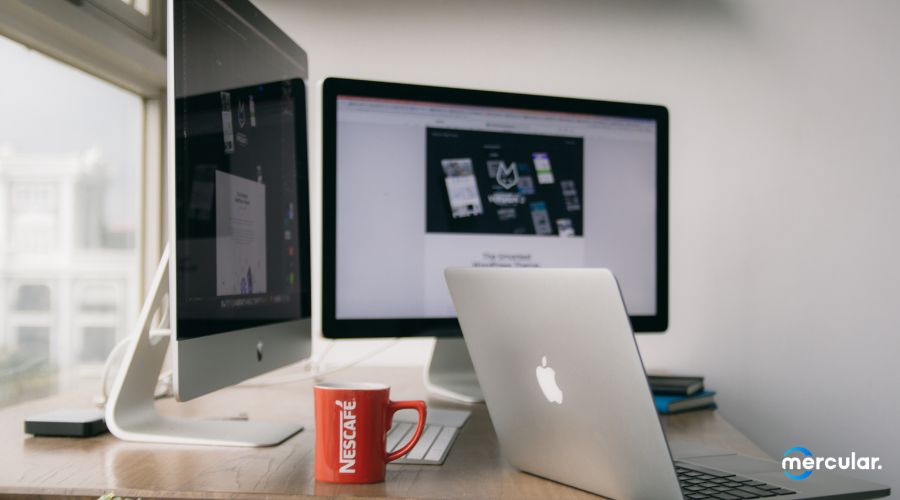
[175,79,308,340]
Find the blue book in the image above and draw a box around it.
[653,390,716,415]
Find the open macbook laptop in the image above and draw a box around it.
[445,268,889,499]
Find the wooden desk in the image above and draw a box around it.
[0,366,768,499]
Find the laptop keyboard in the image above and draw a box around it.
[676,463,796,499]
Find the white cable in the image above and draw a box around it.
[155,369,173,399]
[96,337,174,407]
[96,336,133,407]
[308,340,335,373]
[96,302,172,407]
[239,339,399,387]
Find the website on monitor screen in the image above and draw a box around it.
[335,96,657,319]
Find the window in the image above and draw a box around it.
[89,0,157,38]
[11,184,57,213]
[119,0,151,17]
[16,326,51,359]
[14,285,51,311]
[0,34,141,408]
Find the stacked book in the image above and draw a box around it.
[647,374,716,415]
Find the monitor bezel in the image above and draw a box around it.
[322,77,668,338]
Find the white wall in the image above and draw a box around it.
[254,0,900,491]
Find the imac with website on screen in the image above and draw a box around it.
[322,78,668,403]
[105,0,312,447]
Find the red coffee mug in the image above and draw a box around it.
[314,383,427,483]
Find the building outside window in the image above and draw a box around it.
[0,34,141,408]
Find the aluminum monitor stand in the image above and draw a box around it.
[105,244,303,447]
[423,337,484,403]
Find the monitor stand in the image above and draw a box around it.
[105,244,303,447]
[423,337,484,403]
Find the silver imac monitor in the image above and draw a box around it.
[321,78,668,402]
[105,0,311,447]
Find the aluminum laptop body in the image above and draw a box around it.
[444,267,889,500]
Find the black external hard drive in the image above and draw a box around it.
[25,409,108,437]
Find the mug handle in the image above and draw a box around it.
[384,400,427,462]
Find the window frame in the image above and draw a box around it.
[87,0,158,40]
[0,0,167,301]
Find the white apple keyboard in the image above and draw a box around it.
[388,408,471,465]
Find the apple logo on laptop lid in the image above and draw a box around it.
[536,356,563,404]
